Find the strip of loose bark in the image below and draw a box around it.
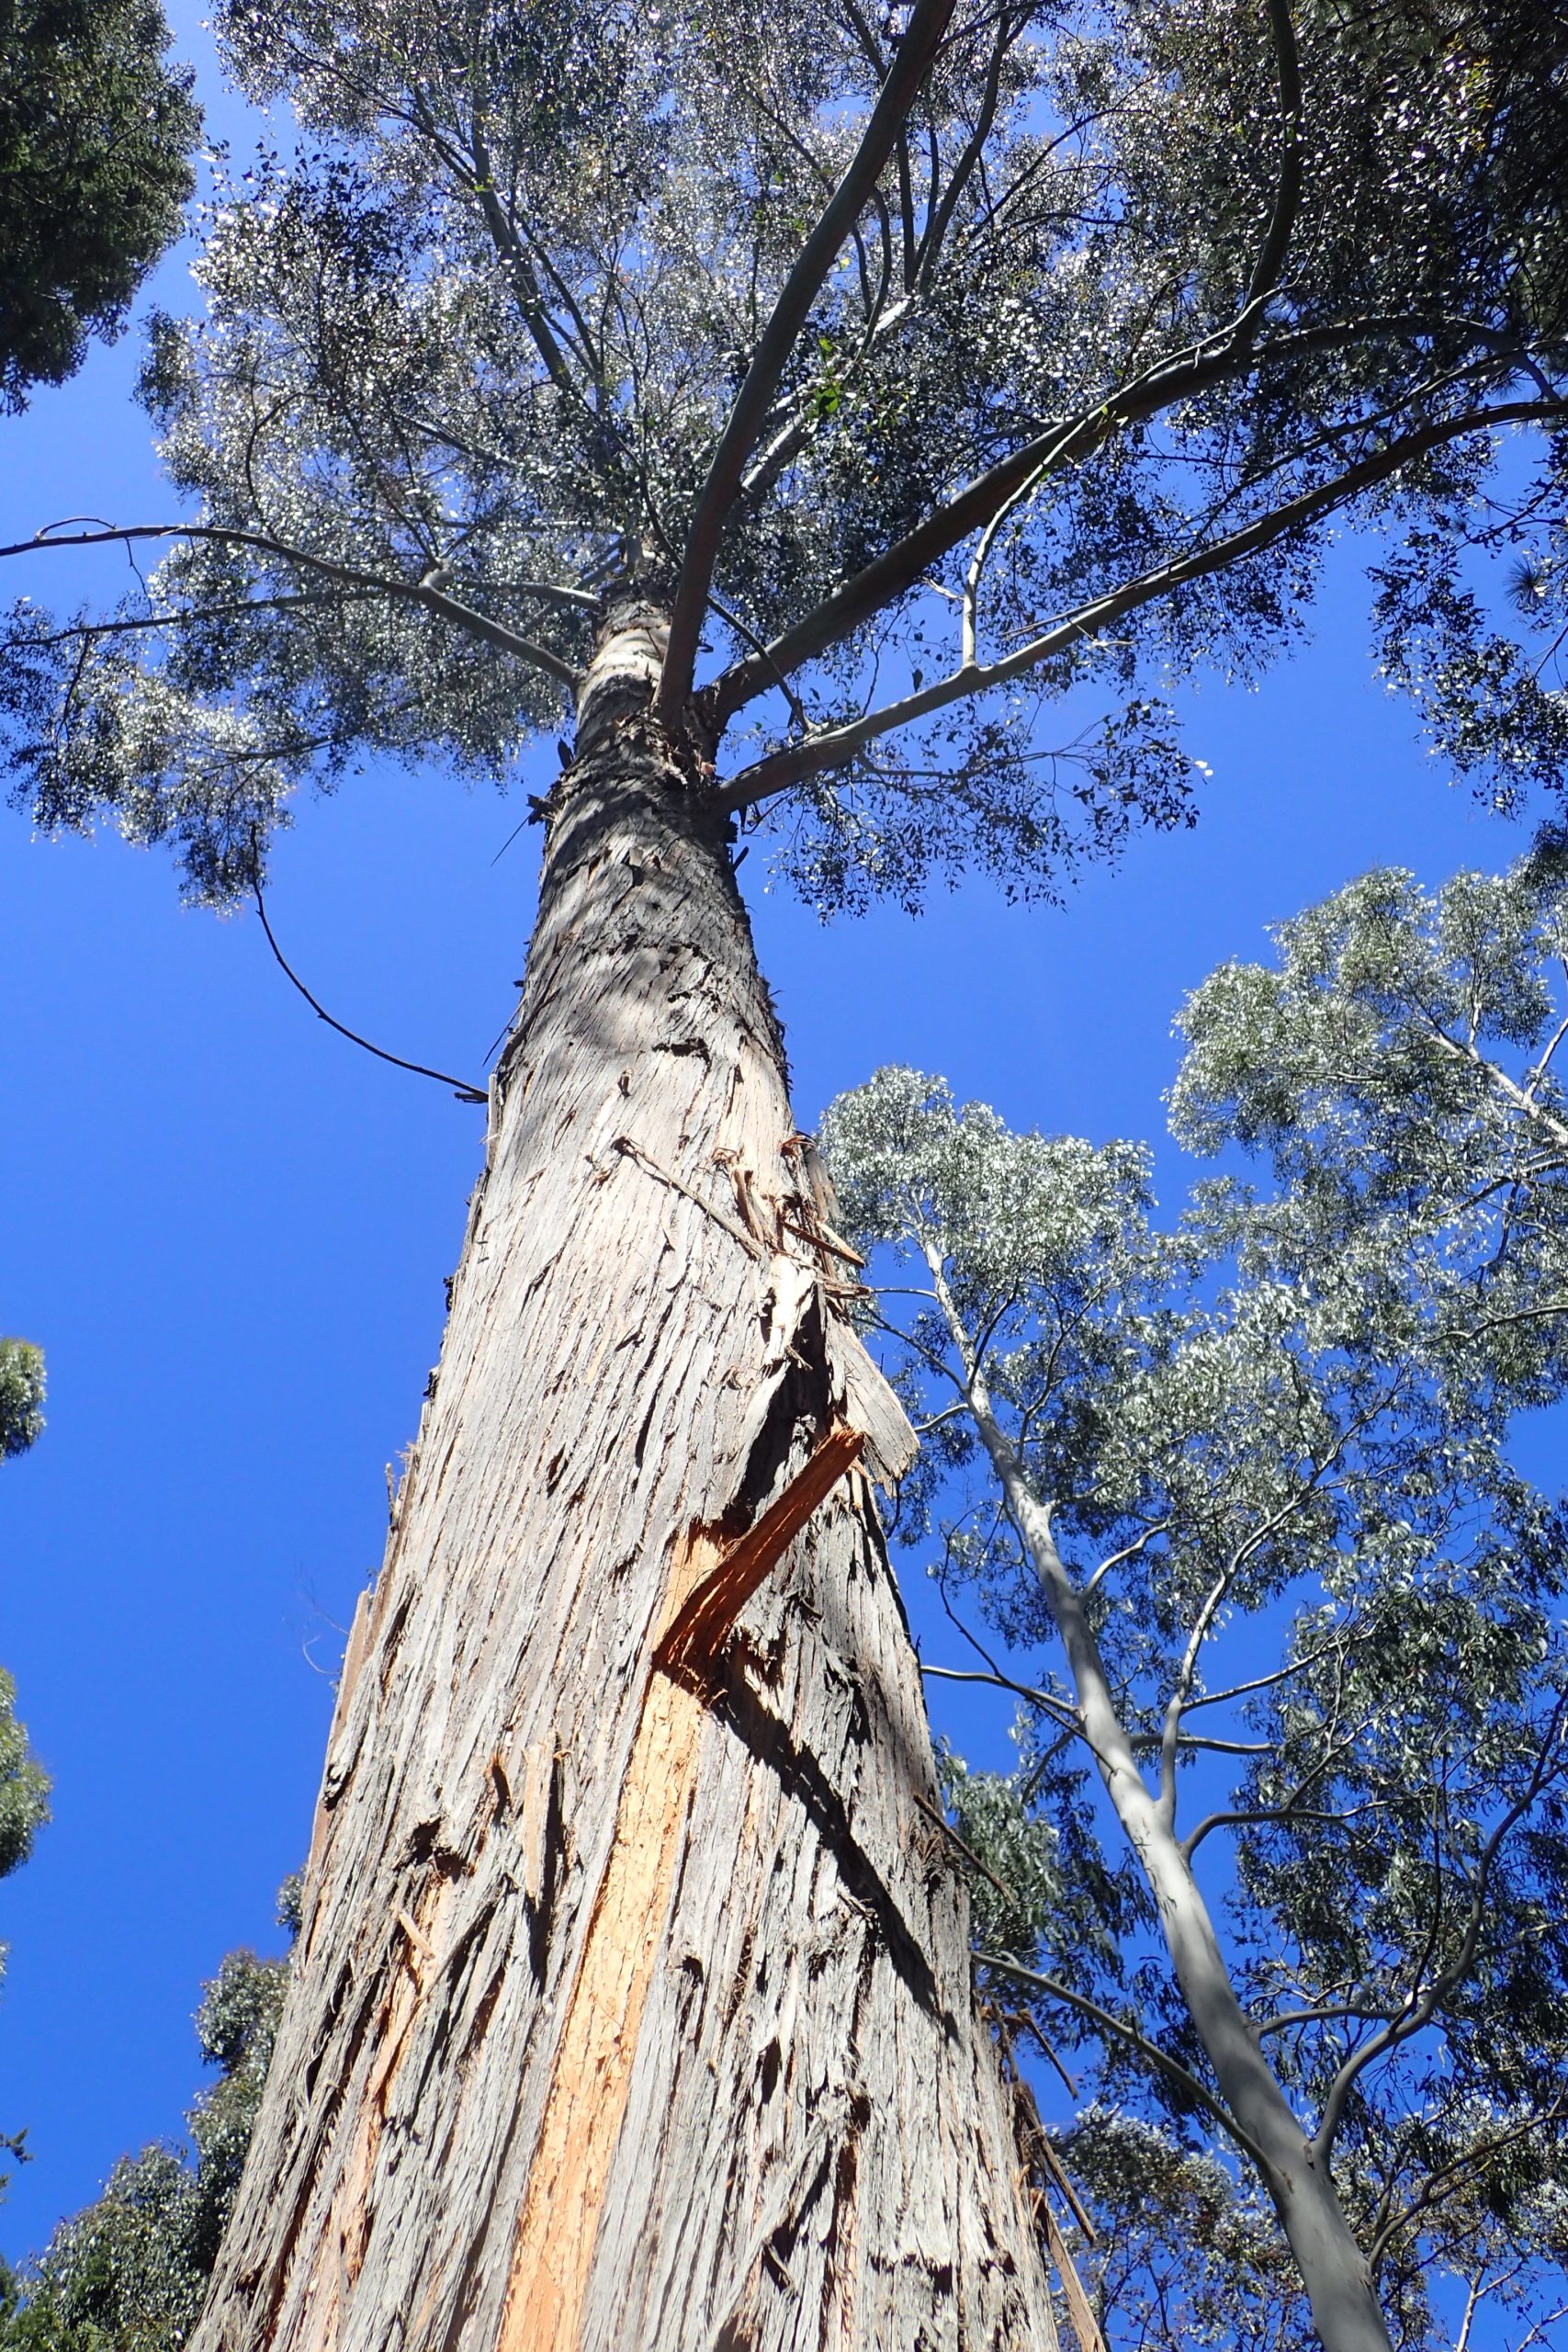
[655,1422,865,1679]
[1040,2195,1108,2352]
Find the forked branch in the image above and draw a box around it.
[716,399,1564,809]
[656,0,959,724]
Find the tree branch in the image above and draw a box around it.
[707,327,1543,729]
[716,399,1563,809]
[251,864,488,1105]
[973,1950,1266,2168]
[4,524,582,692]
[1313,1690,1568,2165]
[655,0,958,723]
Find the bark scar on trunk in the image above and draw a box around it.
[497,1424,867,2352]
[656,1422,865,1681]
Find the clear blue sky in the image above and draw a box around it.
[0,4,1532,2267]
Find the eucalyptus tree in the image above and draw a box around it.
[1,1667,49,2198]
[1,1342,48,2017]
[0,1342,42,1464]
[820,857,1568,2352]
[0,0,198,412]
[0,1669,49,1978]
[1,0,1567,2344]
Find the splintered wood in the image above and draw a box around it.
[656,1424,865,1679]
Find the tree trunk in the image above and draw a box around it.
[192,602,1060,2352]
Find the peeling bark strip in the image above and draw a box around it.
[1039,2204,1102,2352]
[193,605,1058,2352]
[657,1424,866,1678]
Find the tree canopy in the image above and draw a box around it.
[0,1672,48,1932]
[819,854,1568,2351]
[0,1340,48,2199]
[0,1343,42,1464]
[0,0,1564,903]
[0,0,199,413]
[0,1883,298,2351]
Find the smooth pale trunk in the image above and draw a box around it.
[191,609,1059,2352]
[959,1374,1394,2352]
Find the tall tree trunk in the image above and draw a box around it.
[192,601,1060,2352]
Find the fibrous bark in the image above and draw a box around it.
[192,605,1059,2352]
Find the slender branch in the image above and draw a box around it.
[1456,1298,1568,1337]
[1242,0,1303,317]
[1313,1690,1568,2164]
[4,524,582,691]
[917,1666,1267,1758]
[1083,1520,1169,1596]
[251,869,488,1105]
[913,5,1016,291]
[1525,1008,1568,1102]
[6,590,358,648]
[1179,1619,1360,1714]
[1427,1021,1568,1151]
[655,0,958,723]
[1367,2102,1568,2272]
[973,1951,1266,2168]
[1181,1802,1373,1862]
[1255,2001,1407,2041]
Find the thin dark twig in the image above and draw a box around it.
[251,865,488,1105]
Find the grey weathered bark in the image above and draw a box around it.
[191,604,1061,2352]
[931,1251,1394,2352]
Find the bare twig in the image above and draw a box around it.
[251,865,488,1105]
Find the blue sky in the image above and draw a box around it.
[0,1,1537,2268]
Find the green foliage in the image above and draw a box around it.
[0,1673,48,1892]
[0,1666,48,2207]
[0,1343,43,1462]
[1059,2112,1313,2352]
[0,0,199,411]
[821,854,1568,2347]
[0,0,1563,904]
[0,1892,295,2351]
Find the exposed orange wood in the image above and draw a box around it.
[499,1426,864,2352]
[656,1422,864,1679]
[496,1560,712,2352]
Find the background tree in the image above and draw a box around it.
[819,854,1568,2352]
[2,1350,50,2198]
[0,1882,299,2351]
[0,1669,49,1996]
[0,1343,42,1464]
[0,0,1565,2343]
[0,0,199,413]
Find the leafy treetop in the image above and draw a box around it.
[1,0,1564,908]
[0,1343,42,1464]
[0,0,199,412]
[0,1881,300,2352]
